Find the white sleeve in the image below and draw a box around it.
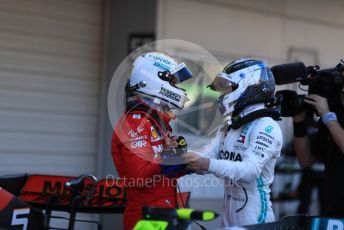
[192,130,222,159]
[208,119,283,183]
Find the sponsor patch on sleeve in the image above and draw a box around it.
[150,126,159,140]
[132,114,141,119]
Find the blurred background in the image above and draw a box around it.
[1,0,344,229]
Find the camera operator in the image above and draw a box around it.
[293,80,344,217]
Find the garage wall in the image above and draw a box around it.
[0,0,104,176]
[100,1,157,229]
[157,0,344,67]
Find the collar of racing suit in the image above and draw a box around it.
[221,103,265,132]
[126,99,172,132]
[230,103,281,130]
[238,103,266,118]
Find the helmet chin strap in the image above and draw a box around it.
[217,90,243,117]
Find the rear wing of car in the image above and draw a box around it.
[0,174,126,213]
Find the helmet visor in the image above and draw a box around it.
[209,63,269,92]
[170,63,193,83]
[208,72,235,92]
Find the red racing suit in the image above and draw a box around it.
[112,105,180,230]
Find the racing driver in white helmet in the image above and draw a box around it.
[111,51,193,230]
[183,58,283,227]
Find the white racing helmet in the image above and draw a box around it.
[209,58,275,117]
[128,52,193,110]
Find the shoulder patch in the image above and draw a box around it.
[150,126,159,139]
[265,125,273,133]
[132,114,141,119]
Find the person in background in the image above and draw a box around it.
[293,76,344,217]
[111,52,193,229]
[183,58,283,227]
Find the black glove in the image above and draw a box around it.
[161,136,187,161]
[161,136,188,177]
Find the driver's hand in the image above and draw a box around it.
[164,136,178,149]
[182,152,210,171]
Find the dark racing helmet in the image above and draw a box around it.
[208,58,275,117]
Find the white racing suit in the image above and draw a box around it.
[199,113,283,227]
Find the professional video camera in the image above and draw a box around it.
[271,60,344,117]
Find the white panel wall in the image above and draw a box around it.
[0,0,104,176]
[157,0,344,66]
